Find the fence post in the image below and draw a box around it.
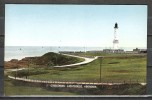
[117,85,119,89]
[82,84,84,88]
[65,84,67,88]
[130,79,131,88]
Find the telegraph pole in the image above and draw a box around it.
[27,62,29,79]
[15,67,17,79]
[99,56,103,83]
[28,60,30,79]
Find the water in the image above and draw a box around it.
[5,46,102,61]
[5,46,146,61]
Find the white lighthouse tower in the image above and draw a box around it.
[113,23,119,50]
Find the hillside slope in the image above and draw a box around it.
[5,52,84,69]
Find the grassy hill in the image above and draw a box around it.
[28,52,84,66]
[5,52,84,69]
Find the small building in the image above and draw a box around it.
[133,48,139,51]
[103,49,124,53]
[139,49,147,53]
[113,49,124,53]
[87,50,102,53]
[133,48,147,53]
[125,51,135,54]
[103,49,114,53]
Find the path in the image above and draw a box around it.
[5,68,26,72]
[6,53,98,71]
[54,53,98,68]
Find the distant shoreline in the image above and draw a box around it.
[5,46,146,61]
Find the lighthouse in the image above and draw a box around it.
[103,22,124,53]
[113,23,119,50]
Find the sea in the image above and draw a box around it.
[5,46,146,61]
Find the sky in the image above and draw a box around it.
[5,4,147,48]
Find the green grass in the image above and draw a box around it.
[65,51,144,58]
[30,52,85,66]
[4,78,77,95]
[5,53,147,95]
[4,78,146,95]
[5,52,85,69]
[22,54,146,83]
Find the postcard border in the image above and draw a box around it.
[1,0,152,99]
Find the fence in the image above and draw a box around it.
[8,75,146,86]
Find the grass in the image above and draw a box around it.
[65,51,144,58]
[20,54,146,83]
[5,52,147,95]
[4,78,77,95]
[4,77,146,95]
[5,52,85,69]
[30,52,85,66]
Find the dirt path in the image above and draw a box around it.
[54,53,98,68]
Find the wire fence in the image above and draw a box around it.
[8,76,146,86]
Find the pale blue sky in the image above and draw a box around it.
[5,5,147,48]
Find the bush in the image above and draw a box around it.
[10,69,49,77]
